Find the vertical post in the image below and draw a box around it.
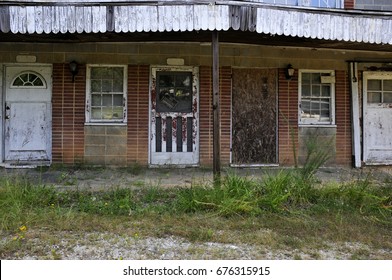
[349,62,361,168]
[212,31,221,184]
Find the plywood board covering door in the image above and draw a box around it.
[232,68,277,164]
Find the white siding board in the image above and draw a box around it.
[18,6,27,34]
[68,6,76,33]
[99,6,106,33]
[59,6,67,34]
[75,7,84,33]
[26,6,35,34]
[221,6,230,31]
[43,6,52,34]
[52,6,60,34]
[35,6,43,34]
[193,5,203,31]
[200,5,209,31]
[171,6,180,32]
[91,6,100,33]
[303,12,310,38]
[150,6,158,32]
[184,5,194,31]
[122,6,130,32]
[207,5,216,31]
[83,7,92,34]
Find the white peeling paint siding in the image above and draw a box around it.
[5,4,392,45]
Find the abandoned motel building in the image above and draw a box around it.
[0,0,392,170]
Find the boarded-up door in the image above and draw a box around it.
[232,69,277,165]
[363,72,392,164]
[150,66,199,166]
[4,65,52,165]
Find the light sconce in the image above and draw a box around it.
[285,64,295,80]
[69,60,79,82]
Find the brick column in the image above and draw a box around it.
[278,68,299,166]
[127,65,149,165]
[335,70,352,165]
[52,63,85,165]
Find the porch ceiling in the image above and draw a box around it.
[1,29,391,53]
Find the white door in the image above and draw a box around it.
[150,66,199,166]
[363,72,392,165]
[3,65,52,164]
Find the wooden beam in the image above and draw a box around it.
[212,30,221,184]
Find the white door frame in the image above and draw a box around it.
[149,65,199,166]
[1,64,52,166]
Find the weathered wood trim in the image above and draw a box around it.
[212,30,220,181]
[0,6,10,32]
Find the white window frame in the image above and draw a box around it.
[85,64,127,124]
[298,69,335,126]
[10,71,47,89]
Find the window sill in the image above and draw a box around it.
[84,122,127,126]
[299,124,337,128]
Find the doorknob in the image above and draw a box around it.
[5,115,10,120]
[6,105,10,110]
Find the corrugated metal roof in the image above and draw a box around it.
[1,3,392,45]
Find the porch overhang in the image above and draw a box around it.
[0,1,392,48]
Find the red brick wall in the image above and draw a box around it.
[335,70,352,165]
[199,66,232,166]
[345,0,354,9]
[127,65,149,165]
[199,66,213,166]
[52,63,85,164]
[278,69,299,166]
[277,69,352,166]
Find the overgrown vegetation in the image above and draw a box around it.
[0,138,391,259]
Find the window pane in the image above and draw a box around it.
[91,95,101,106]
[320,98,330,110]
[311,73,321,84]
[368,92,381,103]
[112,107,123,119]
[112,67,124,80]
[102,80,112,92]
[310,101,320,111]
[301,100,311,115]
[91,108,102,119]
[113,79,123,92]
[368,80,381,91]
[302,85,311,97]
[384,80,392,91]
[103,95,112,106]
[302,73,311,83]
[383,92,392,103]
[322,85,331,97]
[113,95,123,106]
[91,80,101,92]
[91,68,103,79]
[13,77,24,86]
[312,85,321,97]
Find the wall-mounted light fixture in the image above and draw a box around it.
[285,64,295,80]
[69,61,79,82]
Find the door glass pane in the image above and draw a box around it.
[368,80,381,91]
[156,72,193,113]
[383,92,392,103]
[384,80,392,91]
[368,92,381,103]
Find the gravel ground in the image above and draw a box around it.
[2,229,392,260]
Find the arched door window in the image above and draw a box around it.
[11,71,47,89]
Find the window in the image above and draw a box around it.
[11,71,46,88]
[367,79,392,104]
[299,70,335,125]
[156,72,193,113]
[86,65,127,123]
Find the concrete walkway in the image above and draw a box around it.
[1,165,391,191]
